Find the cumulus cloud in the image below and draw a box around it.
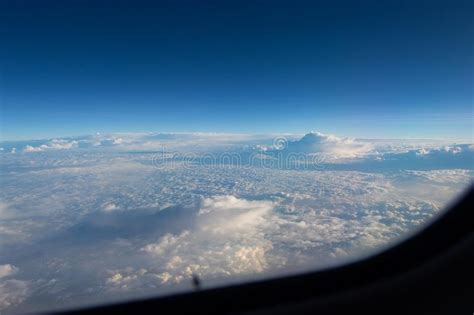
[0,279,30,311]
[0,265,29,312]
[111,188,450,293]
[139,196,278,284]
[23,145,43,152]
[94,137,126,147]
[0,265,18,279]
[198,196,274,232]
[281,131,373,158]
[23,139,78,152]
[102,202,119,212]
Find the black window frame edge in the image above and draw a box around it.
[51,186,473,315]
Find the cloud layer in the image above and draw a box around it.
[0,131,472,313]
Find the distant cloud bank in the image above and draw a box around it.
[1,131,471,172]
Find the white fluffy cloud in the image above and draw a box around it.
[23,139,78,152]
[283,131,373,158]
[0,265,29,312]
[198,196,274,232]
[0,280,30,311]
[23,145,43,152]
[0,265,18,279]
[138,196,279,286]
[102,202,119,212]
[125,189,447,290]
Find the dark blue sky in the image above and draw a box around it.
[1,0,473,140]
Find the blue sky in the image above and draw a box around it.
[1,0,473,141]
